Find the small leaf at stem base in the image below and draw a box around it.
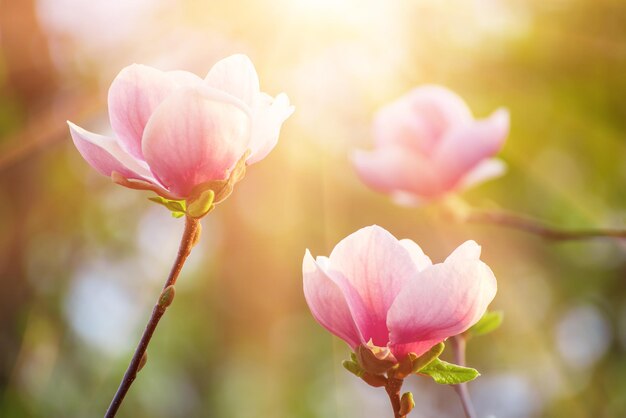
[342,360,363,377]
[418,358,480,384]
[412,342,445,373]
[148,196,186,213]
[186,189,215,219]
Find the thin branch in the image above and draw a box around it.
[442,197,626,242]
[465,209,626,241]
[450,335,476,418]
[0,93,100,174]
[104,216,200,418]
[384,377,406,418]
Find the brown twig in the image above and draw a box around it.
[450,335,476,418]
[465,209,626,241]
[384,377,406,418]
[442,196,626,242]
[104,216,200,418]
[0,93,100,174]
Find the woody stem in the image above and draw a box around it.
[450,335,477,418]
[104,216,200,418]
[384,377,406,418]
[464,209,626,241]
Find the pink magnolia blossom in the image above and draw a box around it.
[352,85,509,205]
[68,54,294,201]
[303,225,497,361]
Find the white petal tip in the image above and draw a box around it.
[303,249,317,272]
[391,192,423,207]
[490,108,510,128]
[446,240,482,263]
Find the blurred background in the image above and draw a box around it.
[1,0,626,417]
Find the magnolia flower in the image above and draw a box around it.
[68,54,294,205]
[303,225,496,362]
[352,85,509,205]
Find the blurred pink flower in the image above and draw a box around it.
[303,225,496,361]
[68,54,294,200]
[352,85,509,205]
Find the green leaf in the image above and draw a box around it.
[468,311,503,337]
[412,342,445,373]
[148,196,187,213]
[418,358,480,384]
[187,189,215,219]
[342,360,363,377]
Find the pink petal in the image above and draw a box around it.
[324,225,420,347]
[433,108,509,188]
[374,85,473,155]
[247,93,295,164]
[68,121,154,181]
[142,86,251,198]
[374,100,435,154]
[204,54,260,108]
[445,240,482,263]
[351,147,445,199]
[390,338,445,359]
[399,239,432,271]
[387,243,497,347]
[458,158,507,191]
[108,64,202,160]
[303,250,361,348]
[390,192,424,207]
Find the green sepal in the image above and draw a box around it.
[467,311,503,337]
[360,372,387,387]
[148,196,187,218]
[355,343,396,375]
[187,189,215,219]
[418,358,480,385]
[342,360,363,377]
[412,342,445,373]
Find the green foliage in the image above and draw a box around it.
[187,189,215,219]
[148,196,187,218]
[342,360,363,377]
[468,311,503,337]
[412,342,445,373]
[419,358,480,385]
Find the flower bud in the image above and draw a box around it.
[69,55,293,205]
[138,352,148,372]
[352,85,509,205]
[399,392,415,416]
[302,226,496,368]
[158,285,176,309]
